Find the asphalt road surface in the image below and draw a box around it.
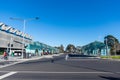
[0,54,120,80]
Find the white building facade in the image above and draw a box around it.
[0,22,32,53]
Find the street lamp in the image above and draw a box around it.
[105,38,109,57]
[10,17,39,58]
[9,35,13,55]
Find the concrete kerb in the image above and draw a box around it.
[1,53,64,62]
[24,53,64,61]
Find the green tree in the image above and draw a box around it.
[104,35,119,55]
[54,45,64,53]
[35,49,39,56]
[60,44,64,53]
[76,46,82,53]
[66,44,76,53]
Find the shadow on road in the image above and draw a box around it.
[99,76,120,80]
[19,56,64,64]
[55,60,119,75]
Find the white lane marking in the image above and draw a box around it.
[0,71,113,74]
[117,72,120,73]
[0,72,17,80]
[21,71,113,74]
[0,71,119,74]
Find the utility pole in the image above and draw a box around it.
[10,17,39,58]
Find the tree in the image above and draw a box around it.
[104,35,119,55]
[35,49,39,56]
[54,45,64,53]
[66,44,76,53]
[60,44,64,53]
[76,46,82,53]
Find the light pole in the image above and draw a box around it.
[105,38,109,57]
[10,17,39,58]
[9,35,12,55]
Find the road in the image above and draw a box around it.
[0,54,119,80]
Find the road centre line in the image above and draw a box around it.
[0,71,119,74]
[18,71,116,74]
[0,72,17,80]
[0,71,114,74]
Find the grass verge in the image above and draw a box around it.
[101,56,120,59]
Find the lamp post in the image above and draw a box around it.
[105,38,109,57]
[10,17,39,58]
[9,35,12,55]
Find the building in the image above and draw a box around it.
[82,41,110,56]
[0,22,32,55]
[0,22,59,57]
[25,41,60,56]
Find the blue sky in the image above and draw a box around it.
[0,0,120,47]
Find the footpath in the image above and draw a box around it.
[0,53,64,68]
